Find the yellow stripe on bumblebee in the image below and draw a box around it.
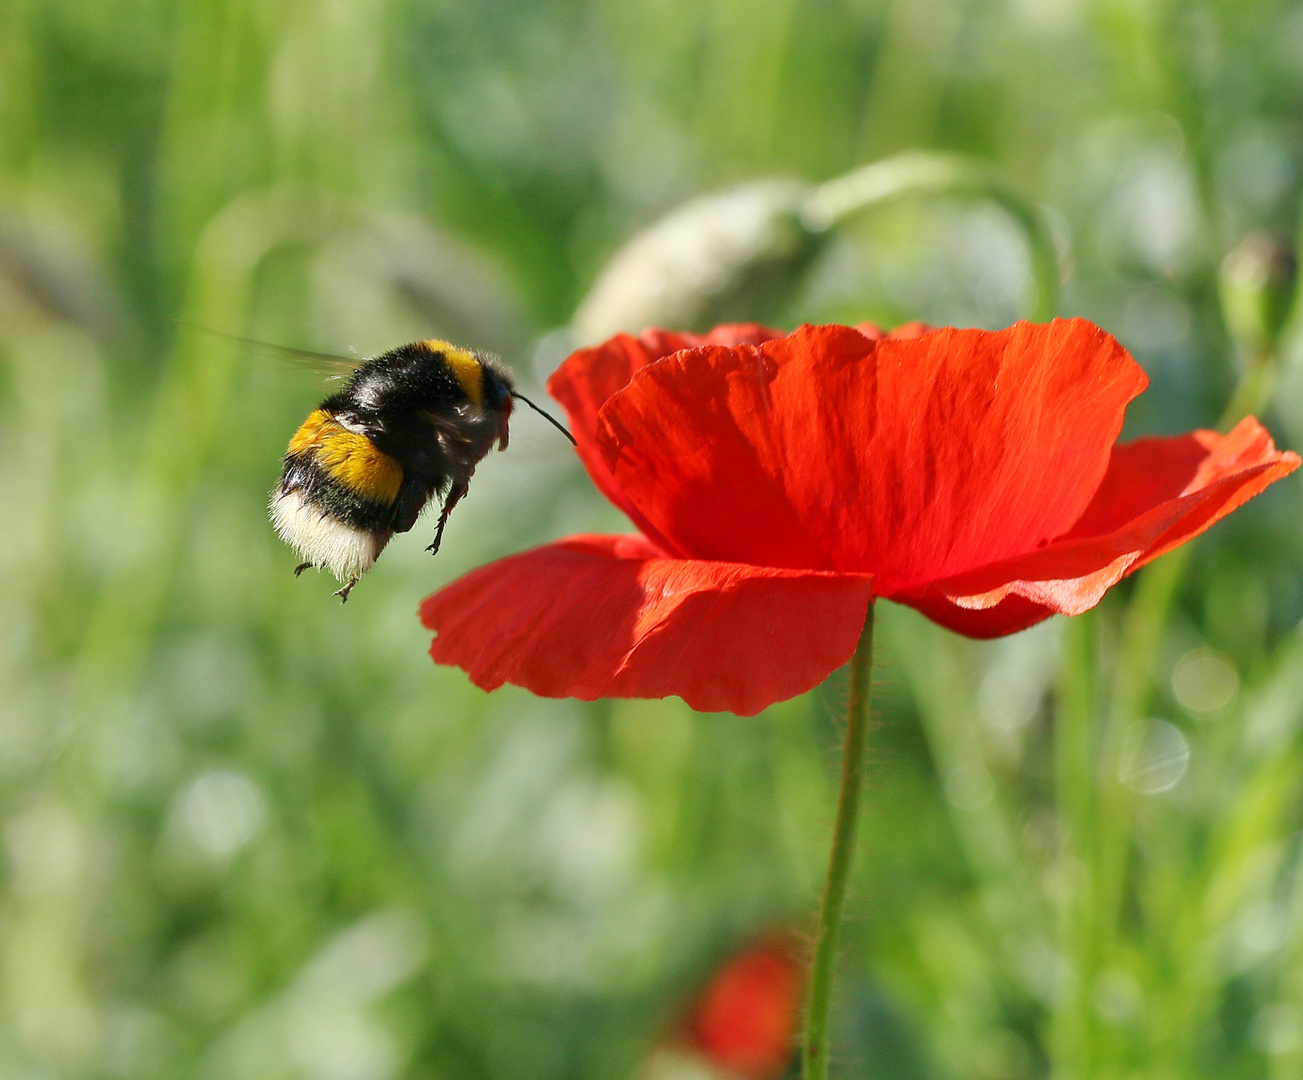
[288,409,404,505]
[422,339,484,404]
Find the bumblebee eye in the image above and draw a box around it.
[485,378,513,412]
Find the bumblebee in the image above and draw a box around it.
[270,338,572,602]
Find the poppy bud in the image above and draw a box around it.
[572,180,819,343]
[1219,231,1297,359]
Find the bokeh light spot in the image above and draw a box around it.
[179,771,266,859]
[1119,720,1190,795]
[1172,648,1239,714]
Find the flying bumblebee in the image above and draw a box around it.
[269,337,574,602]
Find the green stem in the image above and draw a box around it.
[803,601,876,1080]
[1218,341,1276,432]
[802,151,1061,321]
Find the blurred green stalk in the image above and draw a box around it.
[1052,225,1303,1076]
[804,151,1061,322]
[1051,610,1100,1076]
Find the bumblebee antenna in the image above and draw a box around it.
[512,392,577,446]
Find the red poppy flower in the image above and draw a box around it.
[421,320,1298,715]
[686,939,803,1079]
[640,935,802,1080]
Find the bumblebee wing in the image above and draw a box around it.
[325,405,480,450]
[176,320,363,378]
[419,403,491,448]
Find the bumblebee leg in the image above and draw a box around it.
[294,562,314,576]
[391,479,429,535]
[333,577,359,603]
[426,481,468,556]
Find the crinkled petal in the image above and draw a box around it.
[420,534,874,716]
[897,417,1299,632]
[895,588,1055,639]
[597,320,1147,588]
[546,325,782,548]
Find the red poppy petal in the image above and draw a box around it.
[904,417,1299,627]
[1067,416,1294,543]
[597,320,1147,588]
[546,334,674,541]
[420,534,873,716]
[546,325,784,548]
[898,588,1056,639]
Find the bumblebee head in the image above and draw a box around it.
[480,364,514,413]
[480,362,515,450]
[386,339,572,450]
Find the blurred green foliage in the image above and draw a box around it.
[2,0,1303,1077]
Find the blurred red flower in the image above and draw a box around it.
[642,937,803,1080]
[421,320,1298,715]
[688,940,802,1078]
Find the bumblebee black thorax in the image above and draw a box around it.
[323,340,513,480]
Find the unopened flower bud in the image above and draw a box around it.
[1219,231,1297,358]
[571,180,817,343]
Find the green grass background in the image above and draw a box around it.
[3,0,1303,1077]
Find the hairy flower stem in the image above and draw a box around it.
[803,601,876,1080]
